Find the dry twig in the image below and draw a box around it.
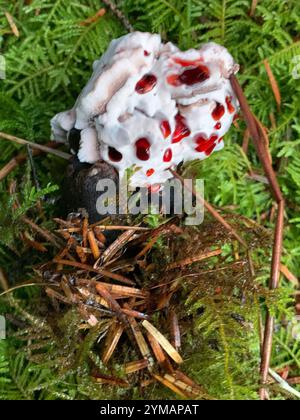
[0,132,71,160]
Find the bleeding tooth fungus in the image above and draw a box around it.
[51,32,239,189]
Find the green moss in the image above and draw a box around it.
[0,0,299,400]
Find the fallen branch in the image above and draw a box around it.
[0,142,67,182]
[0,132,71,160]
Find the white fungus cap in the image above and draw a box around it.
[51,32,239,188]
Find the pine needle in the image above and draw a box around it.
[280,264,299,287]
[0,283,59,298]
[142,320,183,365]
[263,59,281,109]
[79,8,106,26]
[4,12,20,37]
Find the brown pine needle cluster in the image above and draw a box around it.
[35,213,257,399]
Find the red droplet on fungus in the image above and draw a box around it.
[108,147,123,162]
[214,122,222,130]
[136,138,151,161]
[226,96,235,114]
[173,57,204,67]
[167,65,210,87]
[172,114,191,143]
[179,65,210,86]
[146,168,155,177]
[160,120,171,138]
[144,50,150,56]
[163,148,173,163]
[212,103,225,121]
[210,135,218,143]
[135,74,157,94]
[195,135,206,145]
[195,134,218,155]
[205,143,216,156]
[167,74,180,86]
